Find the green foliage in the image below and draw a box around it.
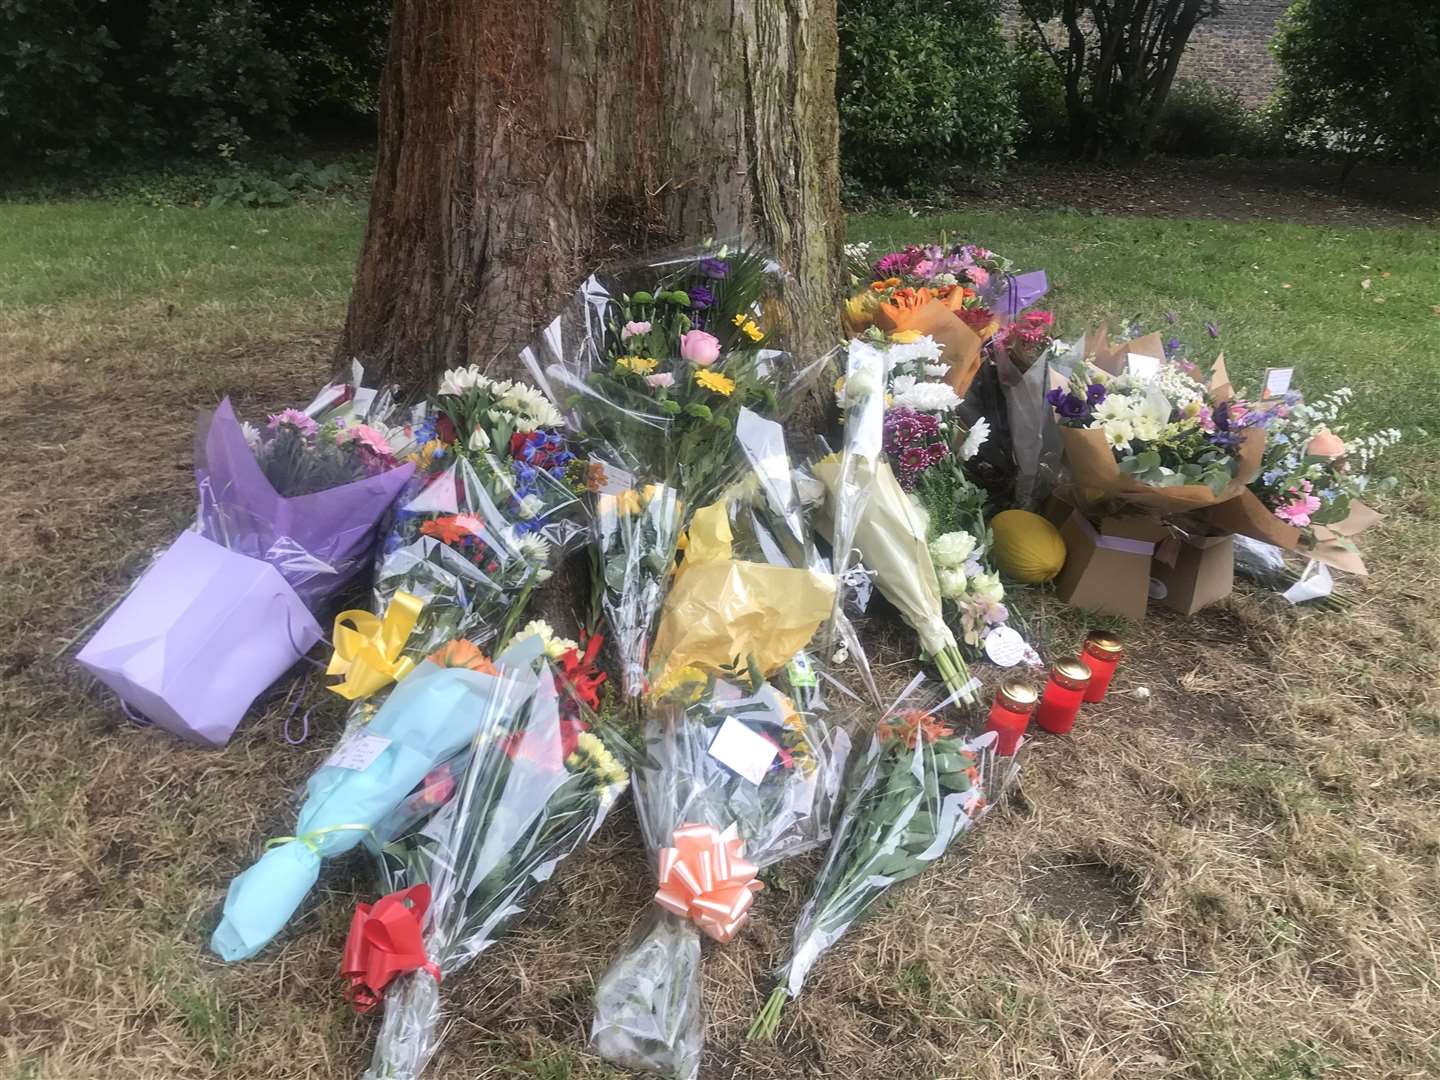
[208,158,365,208]
[1151,81,1283,158]
[0,0,388,168]
[838,0,1021,191]
[1272,0,1440,168]
[1011,42,1068,154]
[1019,0,1221,157]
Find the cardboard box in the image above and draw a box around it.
[1150,532,1234,615]
[1052,508,1170,621]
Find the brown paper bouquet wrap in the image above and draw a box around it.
[1202,491,1380,575]
[1060,424,1265,515]
[873,295,984,400]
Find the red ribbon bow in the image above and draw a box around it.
[341,884,441,1013]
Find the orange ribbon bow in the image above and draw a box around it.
[653,823,763,943]
[341,884,441,1013]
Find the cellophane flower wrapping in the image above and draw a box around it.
[359,638,630,1080]
[816,339,974,701]
[751,682,1019,1037]
[589,669,855,1080]
[519,244,821,702]
[193,394,415,611]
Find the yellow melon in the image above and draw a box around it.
[991,509,1067,583]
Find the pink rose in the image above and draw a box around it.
[645,372,675,389]
[680,330,721,367]
[966,267,991,289]
[622,320,651,339]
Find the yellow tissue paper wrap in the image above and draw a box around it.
[651,501,836,695]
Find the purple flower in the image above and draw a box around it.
[1206,321,1220,338]
[1045,388,1065,409]
[688,285,714,310]
[1165,337,1181,357]
[699,257,729,279]
[901,447,927,471]
[1086,383,1107,405]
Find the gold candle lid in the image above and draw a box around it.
[1084,632,1124,656]
[996,677,1038,710]
[1052,656,1093,689]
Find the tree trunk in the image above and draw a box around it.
[339,0,844,392]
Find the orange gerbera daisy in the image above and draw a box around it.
[426,639,498,674]
[420,515,470,545]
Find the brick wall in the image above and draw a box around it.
[1003,0,1289,107]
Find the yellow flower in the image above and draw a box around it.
[889,329,921,344]
[694,369,736,396]
[405,438,447,470]
[732,313,747,327]
[616,355,658,375]
[740,320,764,342]
[614,488,642,515]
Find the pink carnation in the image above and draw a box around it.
[645,372,675,389]
[966,267,991,289]
[622,320,651,339]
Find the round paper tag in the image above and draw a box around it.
[1148,577,1168,600]
[983,626,1029,667]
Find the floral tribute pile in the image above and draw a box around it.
[72,239,1401,1080]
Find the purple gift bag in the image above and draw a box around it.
[77,531,323,747]
[988,270,1049,324]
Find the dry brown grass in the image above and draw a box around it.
[4,293,1440,1080]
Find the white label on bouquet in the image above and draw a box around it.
[707,717,778,786]
[983,626,1029,667]
[1126,353,1162,380]
[323,732,392,772]
[1263,367,1294,398]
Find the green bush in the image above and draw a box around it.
[1150,80,1280,157]
[1272,0,1440,169]
[0,0,387,168]
[1012,43,1067,155]
[839,0,1021,191]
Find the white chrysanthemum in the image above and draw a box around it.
[1103,419,1134,451]
[891,374,917,395]
[887,336,943,365]
[1131,414,1164,443]
[844,241,872,258]
[1094,395,1134,423]
[241,421,262,449]
[923,362,949,378]
[516,532,552,567]
[937,567,969,600]
[498,381,547,416]
[891,381,962,413]
[960,417,990,461]
[929,530,977,569]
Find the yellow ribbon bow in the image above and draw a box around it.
[326,591,425,700]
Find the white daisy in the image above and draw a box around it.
[891,381,962,413]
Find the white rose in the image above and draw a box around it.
[937,567,969,600]
[970,571,1005,604]
[929,530,977,569]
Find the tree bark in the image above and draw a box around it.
[339,0,844,392]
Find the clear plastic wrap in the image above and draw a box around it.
[750,679,1020,1039]
[590,672,855,1079]
[357,639,629,1080]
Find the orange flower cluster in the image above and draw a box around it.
[877,709,953,746]
[426,639,497,674]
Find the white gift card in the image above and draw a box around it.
[1263,367,1294,398]
[1126,353,1162,380]
[352,386,378,417]
[707,716,778,785]
[323,732,392,772]
[1284,560,1333,604]
[983,626,1029,667]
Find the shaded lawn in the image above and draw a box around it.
[1,197,1439,1080]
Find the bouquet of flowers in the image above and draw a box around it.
[521,245,810,702]
[210,638,508,961]
[77,387,415,746]
[589,668,855,1080]
[814,340,978,703]
[1045,349,1269,513]
[750,682,1017,1040]
[993,309,1058,374]
[348,635,630,1080]
[1206,386,1396,575]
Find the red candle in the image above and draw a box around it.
[984,678,1039,756]
[1034,657,1092,735]
[1081,633,1124,703]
